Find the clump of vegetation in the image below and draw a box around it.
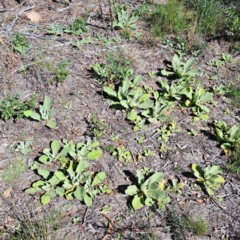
[24,96,56,129]
[147,0,189,38]
[64,18,88,36]
[35,59,70,85]
[192,164,225,195]
[186,0,237,38]
[25,139,109,206]
[91,52,133,85]
[90,114,107,139]
[2,159,26,185]
[0,95,36,120]
[12,33,32,55]
[181,216,210,236]
[214,121,240,155]
[225,83,240,109]
[125,167,170,210]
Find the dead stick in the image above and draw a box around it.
[7,6,34,33]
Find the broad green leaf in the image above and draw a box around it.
[133,75,141,87]
[138,99,154,109]
[92,172,106,186]
[84,194,93,206]
[56,187,65,197]
[132,193,144,210]
[87,149,102,160]
[145,197,155,206]
[39,155,50,164]
[125,185,140,196]
[183,58,194,72]
[49,189,57,198]
[25,188,38,194]
[136,170,145,185]
[206,187,214,196]
[32,180,46,189]
[46,120,56,129]
[147,172,164,185]
[63,181,73,190]
[127,109,137,121]
[103,87,117,98]
[192,164,204,179]
[76,160,88,174]
[24,110,41,121]
[161,69,174,77]
[204,165,222,178]
[199,92,213,103]
[37,168,50,179]
[188,68,202,77]
[48,176,60,186]
[41,192,51,205]
[172,54,180,71]
[90,141,100,148]
[54,171,67,181]
[51,140,59,155]
[43,96,51,110]
[74,186,86,201]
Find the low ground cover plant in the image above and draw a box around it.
[25,139,107,206]
[24,96,56,128]
[64,18,88,36]
[192,164,225,195]
[125,168,170,210]
[214,121,240,155]
[0,95,35,120]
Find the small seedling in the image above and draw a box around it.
[72,36,94,49]
[15,139,33,155]
[112,9,138,30]
[90,114,106,139]
[136,135,145,144]
[157,121,181,142]
[127,109,147,132]
[125,168,170,210]
[12,33,32,55]
[0,95,35,120]
[191,164,225,196]
[113,147,132,163]
[161,54,201,78]
[47,23,63,36]
[110,133,119,142]
[101,205,111,213]
[24,96,56,128]
[64,18,88,36]
[167,179,184,194]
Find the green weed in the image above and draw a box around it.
[147,0,189,38]
[12,33,32,55]
[90,114,107,139]
[0,95,35,120]
[2,159,26,185]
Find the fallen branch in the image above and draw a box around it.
[7,6,35,33]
